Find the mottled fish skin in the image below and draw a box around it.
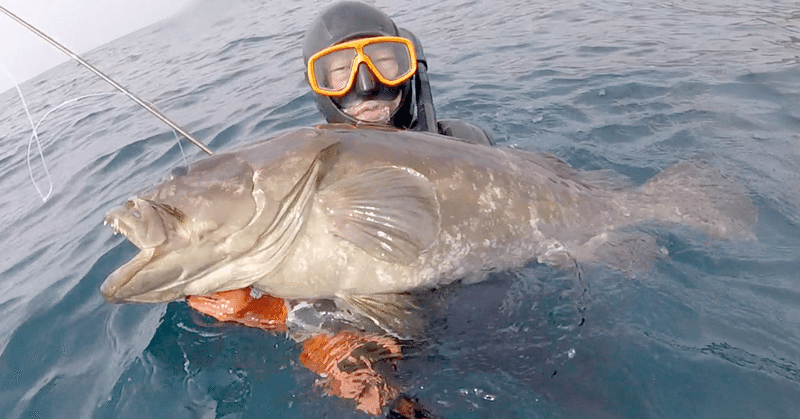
[101,124,756,303]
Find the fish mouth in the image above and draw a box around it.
[100,247,153,302]
[100,246,186,303]
[104,198,168,250]
[101,198,185,303]
[104,214,134,244]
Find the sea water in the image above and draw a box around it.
[0,0,798,418]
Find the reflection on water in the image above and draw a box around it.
[0,0,799,417]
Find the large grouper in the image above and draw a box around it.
[100,124,756,324]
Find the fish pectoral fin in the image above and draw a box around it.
[339,293,425,338]
[320,166,440,264]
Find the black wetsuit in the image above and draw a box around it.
[436,118,494,146]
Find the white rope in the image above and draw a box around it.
[1,65,53,202]
[2,66,188,202]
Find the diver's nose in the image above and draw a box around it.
[354,62,378,93]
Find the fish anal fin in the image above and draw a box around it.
[340,293,424,338]
[320,166,440,264]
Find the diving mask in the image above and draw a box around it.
[307,36,417,97]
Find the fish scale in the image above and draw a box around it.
[101,125,755,328]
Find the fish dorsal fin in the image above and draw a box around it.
[507,149,577,178]
[508,148,632,190]
[319,166,440,264]
[339,293,425,338]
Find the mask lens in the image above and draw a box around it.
[363,41,413,82]
[313,48,357,93]
[308,37,416,96]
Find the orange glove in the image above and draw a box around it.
[188,288,405,416]
[300,332,402,416]
[187,288,287,332]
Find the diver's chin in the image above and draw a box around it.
[342,95,401,124]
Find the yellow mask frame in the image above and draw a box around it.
[307,36,417,97]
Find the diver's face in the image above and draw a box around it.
[333,65,402,124]
[320,42,404,124]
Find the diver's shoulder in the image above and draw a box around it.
[436,119,495,146]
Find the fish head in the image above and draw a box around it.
[101,153,270,303]
[105,197,170,249]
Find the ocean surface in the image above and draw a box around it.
[1,0,799,418]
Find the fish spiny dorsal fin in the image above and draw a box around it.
[318,166,440,264]
[506,149,577,179]
[508,149,632,191]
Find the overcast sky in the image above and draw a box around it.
[0,0,195,92]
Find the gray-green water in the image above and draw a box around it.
[1,0,798,417]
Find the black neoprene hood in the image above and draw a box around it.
[302,1,414,127]
[302,1,399,60]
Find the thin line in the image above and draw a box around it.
[1,65,53,202]
[0,5,213,155]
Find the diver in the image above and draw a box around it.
[303,1,494,146]
[188,3,471,417]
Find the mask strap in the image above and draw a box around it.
[399,28,437,133]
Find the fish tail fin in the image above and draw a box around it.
[637,160,757,239]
